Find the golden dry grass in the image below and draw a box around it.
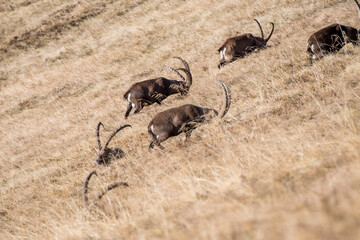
[1,0,360,239]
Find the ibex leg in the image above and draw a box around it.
[125,102,133,119]
[134,100,144,114]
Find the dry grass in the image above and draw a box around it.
[1,0,360,239]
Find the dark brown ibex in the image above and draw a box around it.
[148,80,231,149]
[83,171,129,208]
[218,19,275,68]
[95,122,131,165]
[123,57,192,118]
[307,0,360,65]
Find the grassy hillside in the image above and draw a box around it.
[1,0,360,239]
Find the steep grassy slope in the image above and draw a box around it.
[1,0,360,239]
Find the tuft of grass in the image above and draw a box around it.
[0,0,360,239]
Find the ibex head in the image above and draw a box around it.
[95,122,131,165]
[163,56,193,95]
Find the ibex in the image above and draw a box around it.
[148,80,231,149]
[307,0,360,65]
[123,57,192,119]
[95,122,131,165]
[83,170,129,208]
[218,19,275,68]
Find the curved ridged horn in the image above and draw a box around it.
[254,19,264,40]
[103,124,132,150]
[173,57,192,90]
[96,122,104,150]
[173,56,190,72]
[83,171,98,205]
[216,80,231,118]
[163,66,185,81]
[176,68,192,87]
[354,0,360,10]
[96,182,129,200]
[265,22,275,43]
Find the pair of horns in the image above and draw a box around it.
[163,56,192,84]
[83,170,129,207]
[254,19,275,43]
[96,122,131,151]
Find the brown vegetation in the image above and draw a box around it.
[0,0,360,239]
